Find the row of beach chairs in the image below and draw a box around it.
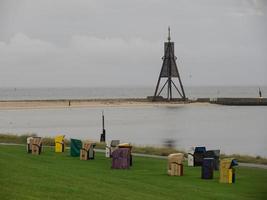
[26,137,237,183]
[187,146,220,169]
[27,135,65,154]
[70,138,132,168]
[70,138,96,160]
[27,136,131,168]
[167,146,238,183]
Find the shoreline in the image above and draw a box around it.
[0,98,208,110]
[0,97,266,109]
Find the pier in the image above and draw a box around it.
[196,98,267,106]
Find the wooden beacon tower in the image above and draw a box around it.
[153,27,186,101]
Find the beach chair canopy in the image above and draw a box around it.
[110,140,120,147]
[204,150,220,159]
[32,137,42,145]
[231,159,238,167]
[213,150,220,157]
[168,153,184,165]
[193,146,206,166]
[118,143,132,148]
[195,147,206,153]
[55,135,65,143]
[220,158,238,169]
[83,141,96,148]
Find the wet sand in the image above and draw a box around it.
[0,98,202,110]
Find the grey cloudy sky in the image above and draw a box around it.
[0,0,266,87]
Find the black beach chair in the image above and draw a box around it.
[188,146,206,166]
[204,150,220,170]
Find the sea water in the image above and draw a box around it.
[0,86,266,100]
[0,86,266,157]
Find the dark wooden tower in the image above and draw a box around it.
[153,27,186,101]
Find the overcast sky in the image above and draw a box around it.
[0,0,266,87]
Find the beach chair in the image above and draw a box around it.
[204,150,220,170]
[80,141,96,160]
[167,153,184,176]
[26,137,33,153]
[188,146,206,166]
[109,140,120,158]
[220,158,238,183]
[70,138,82,157]
[55,135,65,153]
[32,137,42,155]
[111,148,131,169]
[118,143,133,166]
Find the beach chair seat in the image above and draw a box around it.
[55,135,65,153]
[32,137,42,155]
[111,148,131,169]
[168,153,184,176]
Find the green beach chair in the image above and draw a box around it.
[70,138,82,157]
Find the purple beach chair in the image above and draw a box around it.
[111,148,131,169]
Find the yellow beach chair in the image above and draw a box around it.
[55,135,65,153]
[219,158,238,183]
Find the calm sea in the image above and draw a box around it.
[0,86,266,157]
[0,86,266,100]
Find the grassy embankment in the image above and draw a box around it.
[0,144,267,200]
[0,133,267,164]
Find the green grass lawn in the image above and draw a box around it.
[0,145,266,200]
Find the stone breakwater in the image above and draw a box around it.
[196,98,267,105]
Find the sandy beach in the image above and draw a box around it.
[0,99,200,110]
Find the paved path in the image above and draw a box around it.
[1,143,266,169]
[238,162,267,169]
